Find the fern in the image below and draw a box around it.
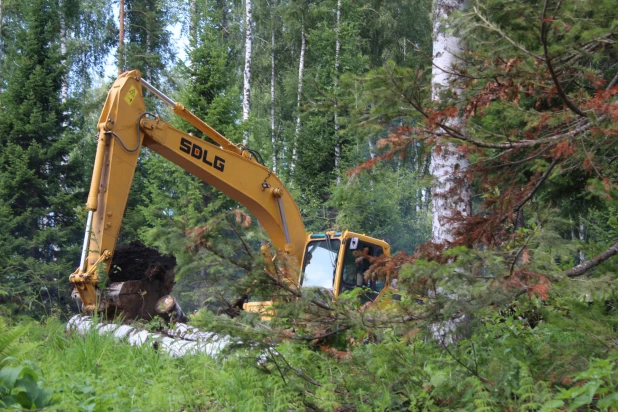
[467,377,497,412]
[516,363,542,411]
[0,319,29,363]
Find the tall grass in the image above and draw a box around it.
[27,318,298,411]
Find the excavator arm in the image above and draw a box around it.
[69,70,307,311]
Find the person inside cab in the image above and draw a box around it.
[355,246,372,288]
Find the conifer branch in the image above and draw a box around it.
[426,116,593,149]
[441,341,494,386]
[512,157,558,213]
[540,0,588,118]
[563,240,618,278]
[509,227,538,277]
[481,144,555,169]
[471,4,543,61]
[226,215,253,259]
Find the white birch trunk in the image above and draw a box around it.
[430,0,470,244]
[190,0,197,48]
[59,0,68,103]
[368,139,376,160]
[271,19,277,173]
[333,0,342,185]
[146,30,152,80]
[291,23,306,175]
[579,215,586,262]
[242,0,253,146]
[118,0,125,75]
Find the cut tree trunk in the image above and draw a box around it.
[579,215,586,262]
[156,295,188,323]
[97,241,176,322]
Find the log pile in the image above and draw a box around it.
[66,315,229,357]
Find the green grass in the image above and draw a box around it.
[21,318,298,411]
[5,302,618,411]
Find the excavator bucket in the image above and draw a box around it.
[71,241,177,323]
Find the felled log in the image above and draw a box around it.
[155,295,188,323]
[66,315,228,358]
[73,241,177,323]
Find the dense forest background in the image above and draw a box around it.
[2,0,618,410]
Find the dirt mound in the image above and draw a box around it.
[109,241,176,291]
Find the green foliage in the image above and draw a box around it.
[558,355,618,410]
[0,0,84,319]
[0,364,55,410]
[332,166,431,253]
[0,320,54,410]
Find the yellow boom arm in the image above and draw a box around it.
[70,70,307,311]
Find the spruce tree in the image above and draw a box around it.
[0,0,82,315]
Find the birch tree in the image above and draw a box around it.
[333,0,342,184]
[270,0,277,172]
[119,0,124,74]
[291,18,306,176]
[430,0,470,244]
[242,0,253,145]
[59,0,67,102]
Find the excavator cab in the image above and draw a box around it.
[300,231,391,301]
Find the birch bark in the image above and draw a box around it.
[242,0,253,146]
[271,8,277,173]
[118,0,125,75]
[291,23,306,175]
[430,0,470,244]
[333,0,342,184]
[59,0,68,103]
[579,215,586,262]
[368,139,376,160]
[190,0,197,48]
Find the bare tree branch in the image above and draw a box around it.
[564,240,618,277]
[607,72,618,90]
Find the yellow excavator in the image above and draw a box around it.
[69,70,392,319]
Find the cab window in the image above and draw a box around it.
[339,238,385,298]
[301,239,341,290]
